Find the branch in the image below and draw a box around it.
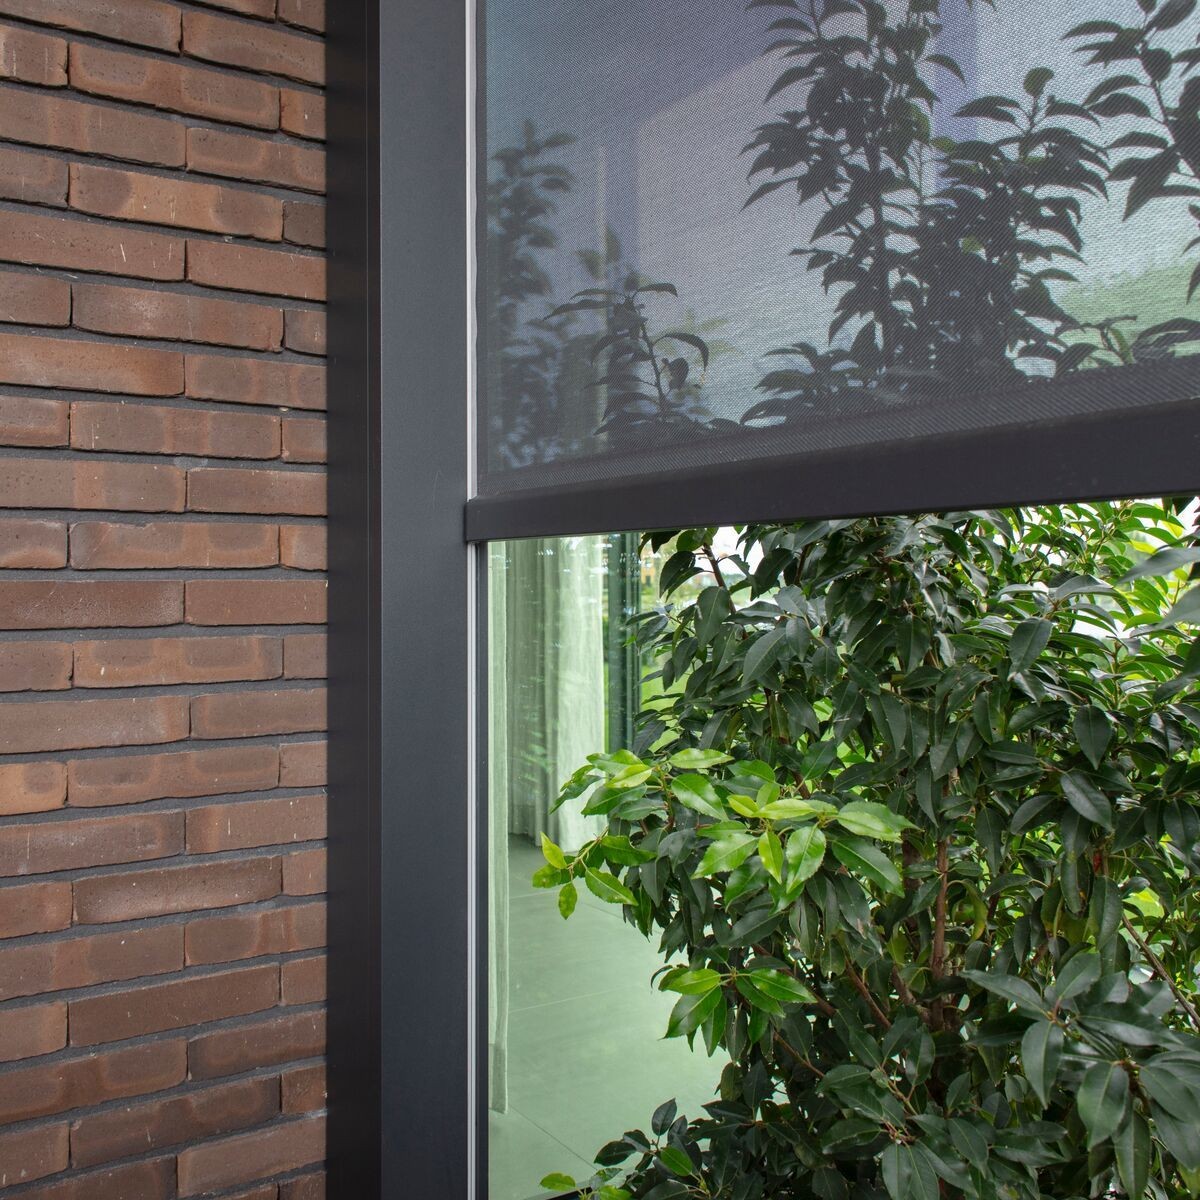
[844,960,892,1030]
[702,543,727,591]
[1123,915,1200,1034]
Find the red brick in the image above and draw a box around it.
[279,0,325,32]
[188,126,325,192]
[0,518,65,566]
[187,793,326,853]
[0,0,181,52]
[281,954,325,1005]
[178,1113,325,1196]
[282,1174,325,1200]
[69,963,279,1046]
[68,745,279,808]
[281,845,325,894]
[0,209,184,280]
[185,355,325,411]
[75,857,281,925]
[280,524,326,569]
[188,468,326,515]
[279,741,325,787]
[74,282,284,352]
[283,200,325,248]
[0,23,66,86]
[187,579,327,626]
[201,0,276,15]
[0,925,182,1002]
[191,688,326,739]
[0,1039,186,1126]
[75,635,282,689]
[183,11,323,84]
[4,1158,175,1200]
[0,459,185,511]
[0,86,184,166]
[70,42,278,129]
[0,269,69,326]
[0,879,71,937]
[0,333,184,395]
[0,581,183,631]
[0,810,183,876]
[280,89,324,140]
[0,1000,66,1062]
[71,521,279,570]
[0,762,67,816]
[71,1076,280,1169]
[189,1009,324,1080]
[281,418,325,465]
[187,900,325,965]
[0,1122,68,1189]
[188,240,325,301]
[284,634,325,679]
[70,163,283,241]
[0,395,69,447]
[282,1063,325,1113]
[71,401,281,459]
[0,641,71,692]
[0,145,66,205]
[284,309,325,356]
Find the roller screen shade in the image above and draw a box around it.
[480,0,1200,500]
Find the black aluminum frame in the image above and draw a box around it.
[327,1,1200,1197]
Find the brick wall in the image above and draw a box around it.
[0,2,327,1196]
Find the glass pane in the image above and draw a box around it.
[481,1,1200,496]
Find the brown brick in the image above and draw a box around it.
[188,468,326,516]
[280,89,324,140]
[282,845,325,894]
[0,1000,66,1062]
[282,953,325,1005]
[187,900,325,966]
[178,1113,325,1196]
[71,1076,280,1169]
[187,579,327,625]
[188,240,325,301]
[0,1123,69,1189]
[0,879,71,938]
[0,581,183,631]
[202,0,276,15]
[188,125,325,192]
[0,269,69,326]
[0,459,185,512]
[0,925,182,1002]
[191,688,327,739]
[70,42,278,129]
[0,145,66,205]
[0,762,67,816]
[0,642,71,692]
[74,282,284,352]
[0,209,184,280]
[0,85,183,166]
[69,963,279,1046]
[0,23,66,86]
[0,695,189,755]
[76,635,282,689]
[0,395,69,447]
[72,520,279,570]
[279,0,325,32]
[281,417,325,464]
[0,333,184,395]
[189,1009,324,1080]
[6,1158,175,1200]
[185,356,325,413]
[187,793,326,853]
[283,200,325,248]
[0,518,66,566]
[279,741,325,787]
[183,11,323,85]
[0,810,183,876]
[284,309,325,356]
[0,1039,186,1126]
[284,634,325,679]
[69,745,279,808]
[75,857,281,925]
[0,0,181,52]
[71,401,281,460]
[280,524,326,569]
[70,163,283,241]
[282,1063,325,1113]
[282,1174,325,1200]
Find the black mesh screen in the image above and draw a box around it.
[480,0,1200,497]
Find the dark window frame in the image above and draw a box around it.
[328,1,1200,1196]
